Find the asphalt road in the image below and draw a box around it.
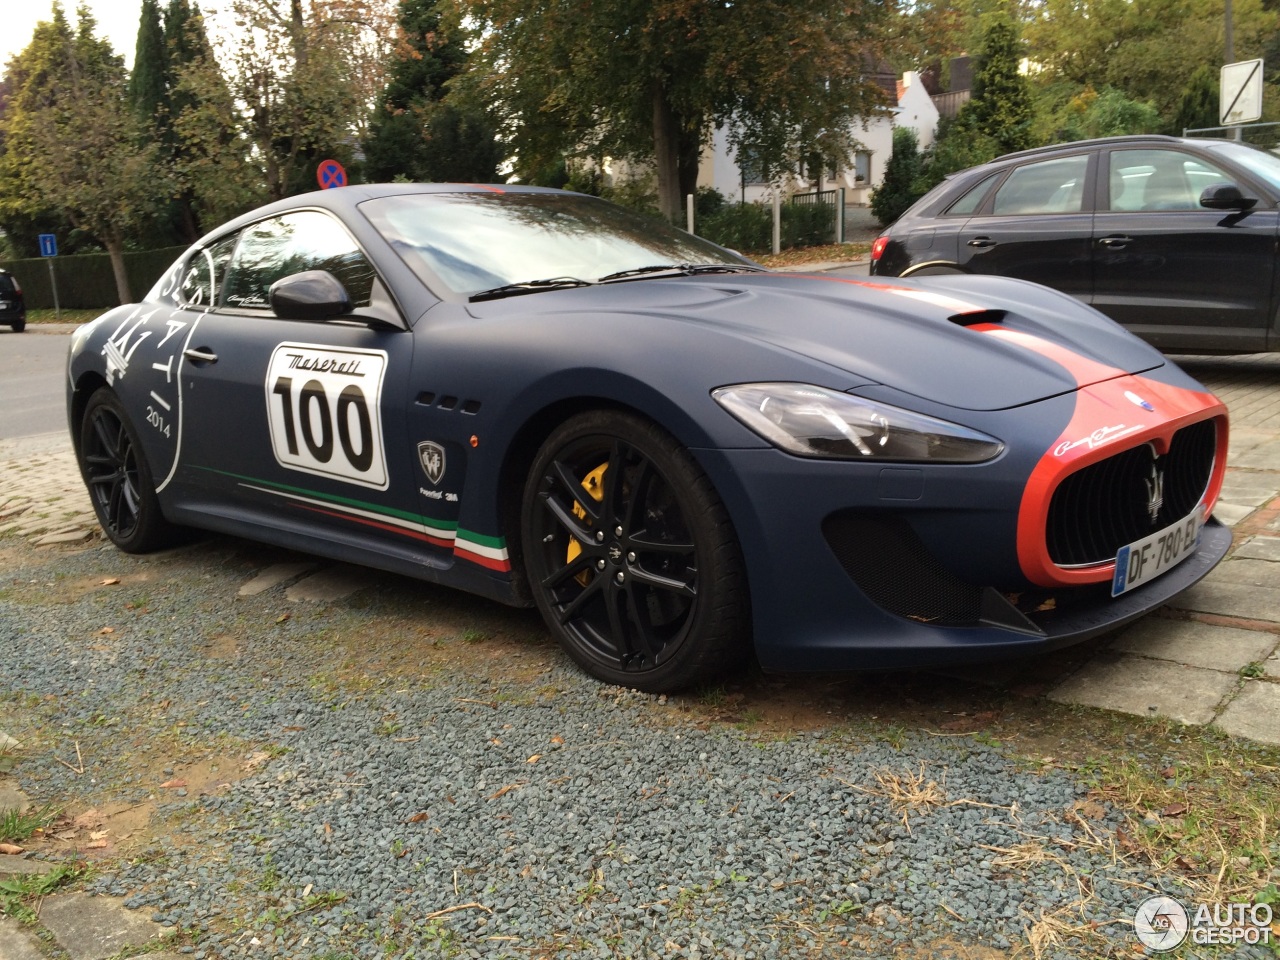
[0,328,70,439]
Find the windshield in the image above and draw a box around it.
[359,191,750,297]
[1203,140,1280,193]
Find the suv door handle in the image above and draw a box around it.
[183,347,218,364]
[1098,235,1132,249]
[967,237,997,249]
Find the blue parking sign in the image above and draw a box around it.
[39,234,58,257]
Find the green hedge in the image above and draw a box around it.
[698,200,837,253]
[0,245,186,310]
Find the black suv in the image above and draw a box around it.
[0,269,25,332]
[870,135,1280,354]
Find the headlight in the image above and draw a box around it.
[712,383,1004,463]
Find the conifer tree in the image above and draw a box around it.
[128,0,167,123]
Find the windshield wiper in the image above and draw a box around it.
[597,263,765,283]
[469,277,593,302]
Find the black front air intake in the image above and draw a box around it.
[822,511,984,625]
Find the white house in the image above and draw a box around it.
[699,71,939,206]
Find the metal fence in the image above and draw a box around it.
[788,189,846,244]
[1183,121,1280,150]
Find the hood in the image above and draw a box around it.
[518,272,1165,411]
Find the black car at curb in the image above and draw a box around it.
[870,135,1280,355]
[0,269,25,332]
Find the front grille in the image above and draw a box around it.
[823,512,984,624]
[1046,419,1216,566]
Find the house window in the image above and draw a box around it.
[738,144,768,185]
[853,151,872,184]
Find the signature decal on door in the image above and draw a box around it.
[265,343,390,490]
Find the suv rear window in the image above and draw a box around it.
[0,274,15,294]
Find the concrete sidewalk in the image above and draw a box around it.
[3,354,1280,745]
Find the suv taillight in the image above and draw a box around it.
[871,236,888,261]
[11,278,21,295]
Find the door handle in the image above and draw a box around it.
[183,347,218,364]
[967,237,997,249]
[1098,235,1132,249]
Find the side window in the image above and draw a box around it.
[222,211,377,312]
[151,233,239,309]
[1108,149,1232,212]
[991,155,1089,216]
[945,172,1001,216]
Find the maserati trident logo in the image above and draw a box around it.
[1145,459,1165,525]
[417,441,446,485]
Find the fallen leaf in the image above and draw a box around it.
[489,737,503,746]
[282,725,305,732]
[83,840,108,850]
[488,784,522,800]
[405,811,429,823]
[1072,800,1107,820]
[324,823,333,837]
[0,842,23,855]
[526,754,541,764]
[159,779,187,789]
[99,577,120,586]
[550,735,564,745]
[89,830,109,841]
[275,613,291,623]
[1161,802,1189,817]
[96,626,115,635]
[1035,598,1057,612]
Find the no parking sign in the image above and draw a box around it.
[317,159,347,189]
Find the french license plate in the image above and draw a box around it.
[1111,506,1203,596]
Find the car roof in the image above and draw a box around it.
[981,134,1240,168]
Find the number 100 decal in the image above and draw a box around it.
[265,343,389,490]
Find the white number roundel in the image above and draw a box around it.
[265,343,389,490]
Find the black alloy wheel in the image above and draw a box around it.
[521,410,746,692]
[78,389,177,552]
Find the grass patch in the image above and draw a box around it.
[1071,731,1280,904]
[0,863,85,921]
[0,804,58,844]
[754,241,871,269]
[25,308,103,325]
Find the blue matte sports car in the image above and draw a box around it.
[67,184,1231,692]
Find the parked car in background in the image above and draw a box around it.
[0,269,25,332]
[871,135,1280,355]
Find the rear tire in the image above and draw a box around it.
[78,388,179,552]
[9,318,24,332]
[520,410,748,692]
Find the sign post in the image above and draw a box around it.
[1220,59,1264,141]
[38,234,60,322]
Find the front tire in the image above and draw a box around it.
[521,411,747,692]
[78,389,178,552]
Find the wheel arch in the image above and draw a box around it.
[901,262,967,277]
[69,371,109,435]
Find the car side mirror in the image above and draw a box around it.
[269,270,352,321]
[1199,182,1258,211]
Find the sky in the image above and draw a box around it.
[3,0,150,72]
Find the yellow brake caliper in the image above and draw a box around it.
[567,463,608,585]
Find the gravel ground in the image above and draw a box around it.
[0,537,1273,959]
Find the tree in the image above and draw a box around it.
[963,6,1034,154]
[458,0,887,221]
[128,0,167,123]
[871,126,924,226]
[364,0,502,183]
[0,4,170,302]
[1170,65,1219,135]
[216,0,393,200]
